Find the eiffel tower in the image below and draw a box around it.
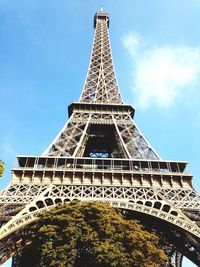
[1,8,200,267]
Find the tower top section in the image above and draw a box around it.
[80,10,123,104]
[94,9,110,28]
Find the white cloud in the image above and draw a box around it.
[123,33,200,109]
[122,32,141,57]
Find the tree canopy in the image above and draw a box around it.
[0,160,4,177]
[19,201,167,267]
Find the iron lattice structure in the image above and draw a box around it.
[0,10,200,267]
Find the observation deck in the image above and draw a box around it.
[11,156,192,189]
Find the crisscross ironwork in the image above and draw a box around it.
[0,9,200,267]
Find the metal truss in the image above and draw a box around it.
[164,249,183,267]
[0,184,49,204]
[1,185,200,232]
[0,9,200,267]
[1,184,200,264]
[43,9,159,159]
[44,111,159,159]
[79,11,123,104]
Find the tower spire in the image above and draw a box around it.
[79,10,123,104]
[43,10,159,159]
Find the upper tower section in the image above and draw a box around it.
[79,9,123,104]
[94,9,110,28]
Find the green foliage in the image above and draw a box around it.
[20,201,168,267]
[0,160,4,177]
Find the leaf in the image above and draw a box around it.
[19,201,168,267]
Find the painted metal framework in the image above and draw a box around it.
[0,9,200,267]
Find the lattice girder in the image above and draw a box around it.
[45,112,90,157]
[79,12,123,104]
[44,106,159,159]
[0,184,200,265]
[1,9,200,267]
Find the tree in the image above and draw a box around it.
[19,201,168,267]
[0,160,4,177]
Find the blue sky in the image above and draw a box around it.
[0,1,200,266]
